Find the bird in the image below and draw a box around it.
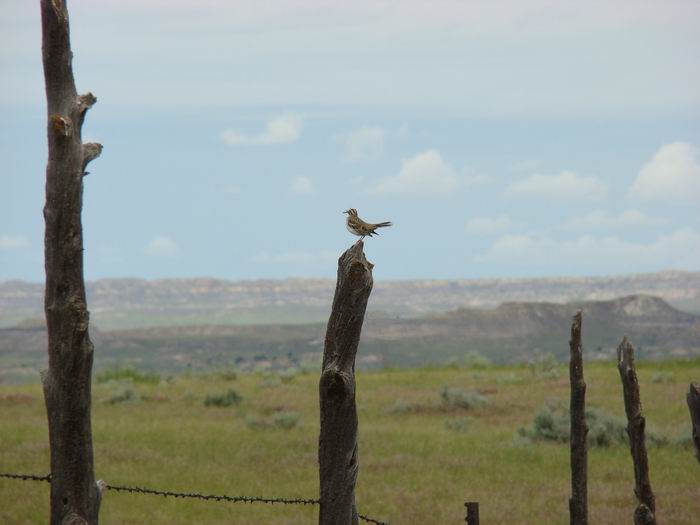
[343,208,392,239]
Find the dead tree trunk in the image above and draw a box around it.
[40,1,103,523]
[568,311,588,525]
[616,338,657,525]
[687,383,700,464]
[319,241,374,525]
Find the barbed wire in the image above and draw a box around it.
[0,472,388,524]
[0,472,51,483]
[357,512,389,525]
[105,482,319,506]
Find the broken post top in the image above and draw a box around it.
[339,240,374,273]
[617,336,643,419]
[323,240,374,372]
[570,311,582,343]
[617,336,635,370]
[569,310,584,368]
[332,240,374,302]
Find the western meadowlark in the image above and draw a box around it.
[343,208,392,239]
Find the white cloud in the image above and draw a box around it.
[481,228,700,270]
[465,215,513,235]
[463,167,493,186]
[289,176,316,194]
[0,235,30,250]
[222,114,302,146]
[565,209,661,230]
[5,1,699,117]
[505,171,607,200]
[342,127,385,161]
[629,142,700,200]
[144,236,179,257]
[370,149,459,195]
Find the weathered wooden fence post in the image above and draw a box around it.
[569,311,588,525]
[319,241,374,525]
[687,383,700,464]
[616,338,657,525]
[464,501,480,525]
[40,1,103,523]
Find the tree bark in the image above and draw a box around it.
[616,338,657,525]
[40,1,103,523]
[687,383,700,464]
[465,502,480,525]
[568,311,588,525]
[319,241,374,525]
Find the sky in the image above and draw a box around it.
[1,0,699,282]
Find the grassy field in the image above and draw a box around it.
[1,359,698,524]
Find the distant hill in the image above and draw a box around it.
[370,294,700,365]
[1,270,698,329]
[2,295,698,382]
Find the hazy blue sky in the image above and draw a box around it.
[1,1,699,282]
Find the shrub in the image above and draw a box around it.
[496,372,521,385]
[518,404,668,447]
[463,351,491,369]
[260,373,282,388]
[650,371,674,384]
[278,368,299,383]
[203,388,243,407]
[440,387,488,410]
[273,411,301,429]
[96,366,160,385]
[445,417,472,433]
[517,404,570,443]
[446,357,461,369]
[586,408,629,447]
[108,388,138,404]
[527,353,561,380]
[389,399,420,414]
[299,353,323,374]
[671,433,693,448]
[245,414,269,431]
[218,368,238,381]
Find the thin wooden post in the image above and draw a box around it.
[40,1,103,524]
[569,311,588,525]
[465,502,479,525]
[687,383,700,464]
[616,338,657,525]
[319,241,374,525]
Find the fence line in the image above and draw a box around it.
[0,472,388,525]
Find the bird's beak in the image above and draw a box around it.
[342,210,348,214]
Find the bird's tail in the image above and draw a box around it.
[374,221,392,228]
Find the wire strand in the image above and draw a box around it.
[0,472,388,524]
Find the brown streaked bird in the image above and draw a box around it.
[343,208,392,239]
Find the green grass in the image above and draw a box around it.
[96,366,161,385]
[1,360,698,524]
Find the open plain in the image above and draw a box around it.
[2,360,698,524]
